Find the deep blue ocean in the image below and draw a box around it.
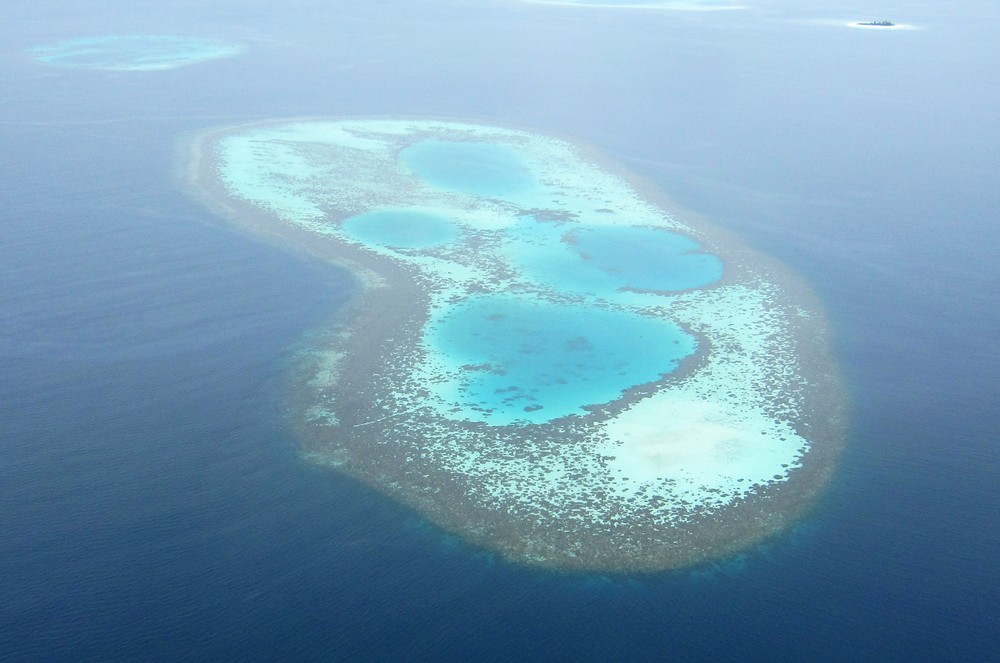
[2,1,997,660]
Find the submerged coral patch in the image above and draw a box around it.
[518,0,743,11]
[186,119,844,571]
[28,35,242,71]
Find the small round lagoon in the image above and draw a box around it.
[423,294,696,424]
[400,140,535,197]
[509,222,723,295]
[341,209,458,251]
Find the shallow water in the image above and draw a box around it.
[511,222,724,294]
[341,209,459,249]
[425,293,697,422]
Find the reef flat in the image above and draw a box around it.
[184,119,845,572]
[518,0,742,11]
[28,35,243,71]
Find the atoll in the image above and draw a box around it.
[184,119,845,571]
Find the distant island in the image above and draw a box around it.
[857,20,895,27]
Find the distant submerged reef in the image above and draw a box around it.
[520,0,742,10]
[28,35,243,71]
[184,119,846,572]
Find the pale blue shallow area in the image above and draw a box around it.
[341,209,458,250]
[27,35,241,71]
[428,295,696,422]
[400,140,536,196]
[528,0,738,7]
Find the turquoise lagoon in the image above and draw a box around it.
[508,221,723,296]
[341,209,458,250]
[187,119,843,571]
[400,140,535,197]
[28,35,242,71]
[425,294,696,424]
